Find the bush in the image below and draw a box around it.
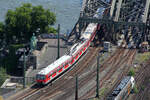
[0,67,8,86]
[2,44,24,73]
[128,68,135,76]
[133,85,138,93]
[100,88,107,96]
[141,85,145,91]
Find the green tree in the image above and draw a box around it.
[5,3,56,43]
[0,22,5,47]
[0,67,8,86]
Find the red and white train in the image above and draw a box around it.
[36,23,98,84]
[36,4,109,85]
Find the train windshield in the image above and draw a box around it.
[36,74,45,80]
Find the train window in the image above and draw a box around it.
[75,55,78,60]
[57,65,62,72]
[36,74,45,80]
[48,74,51,78]
[52,72,56,77]
[41,75,45,80]
[79,51,82,55]
[83,47,86,51]
[71,59,74,64]
[64,64,69,69]
[58,67,63,72]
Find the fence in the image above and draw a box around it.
[10,76,36,85]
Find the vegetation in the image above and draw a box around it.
[0,3,57,74]
[1,44,24,73]
[133,85,138,93]
[135,52,150,63]
[0,22,5,48]
[0,67,8,86]
[128,68,135,76]
[100,87,107,96]
[141,85,145,91]
[0,3,56,44]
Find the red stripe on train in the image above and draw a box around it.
[58,68,63,72]
[75,55,78,60]
[64,64,69,69]
[52,72,56,77]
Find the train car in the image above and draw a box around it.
[36,28,97,85]
[36,55,71,84]
[81,23,98,41]
[36,4,108,85]
[107,76,135,100]
[36,37,93,84]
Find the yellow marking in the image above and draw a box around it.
[0,96,3,100]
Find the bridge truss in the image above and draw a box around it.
[69,0,150,45]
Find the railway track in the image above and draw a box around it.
[104,49,136,99]
[8,47,100,100]
[36,47,100,100]
[79,49,136,100]
[132,59,150,100]
[8,48,137,100]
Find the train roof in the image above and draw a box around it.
[69,39,87,55]
[110,76,133,97]
[84,23,97,34]
[81,23,97,39]
[38,55,71,75]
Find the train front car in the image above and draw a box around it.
[36,55,71,85]
[81,23,98,42]
[107,76,135,100]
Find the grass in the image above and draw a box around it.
[90,88,107,100]
[0,67,9,86]
[135,52,150,64]
[128,68,135,76]
[141,85,145,91]
[133,85,138,94]
[100,87,107,96]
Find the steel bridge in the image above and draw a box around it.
[69,0,150,46]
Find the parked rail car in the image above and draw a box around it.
[107,76,135,100]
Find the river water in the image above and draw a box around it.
[0,0,82,33]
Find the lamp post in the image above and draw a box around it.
[23,48,26,88]
[96,52,100,98]
[75,74,78,100]
[57,24,60,59]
